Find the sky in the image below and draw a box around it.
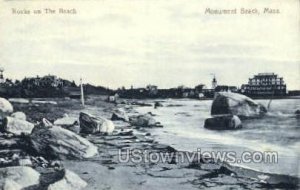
[0,0,299,90]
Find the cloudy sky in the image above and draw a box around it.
[0,0,299,90]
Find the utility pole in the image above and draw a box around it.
[80,78,85,106]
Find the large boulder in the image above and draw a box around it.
[211,92,267,118]
[30,125,98,159]
[2,116,35,135]
[79,112,115,134]
[204,115,242,130]
[0,98,13,113]
[129,113,162,127]
[48,170,87,190]
[0,166,40,190]
[111,109,129,122]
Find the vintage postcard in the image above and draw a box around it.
[0,0,299,189]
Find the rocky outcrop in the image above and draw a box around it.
[211,92,267,118]
[30,125,98,159]
[204,115,242,130]
[48,169,87,190]
[79,112,115,134]
[129,114,162,127]
[0,98,13,114]
[111,109,129,122]
[2,116,35,135]
[0,166,40,190]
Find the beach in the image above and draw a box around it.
[0,96,299,189]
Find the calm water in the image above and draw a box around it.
[135,99,300,177]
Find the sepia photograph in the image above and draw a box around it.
[0,0,299,189]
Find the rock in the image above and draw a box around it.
[18,158,32,166]
[67,125,80,134]
[117,100,128,105]
[42,118,54,127]
[31,100,57,105]
[129,114,162,127]
[2,179,22,190]
[48,170,87,190]
[131,101,152,107]
[11,112,26,121]
[154,102,163,108]
[54,114,78,127]
[100,119,115,134]
[211,92,267,118]
[0,166,40,190]
[54,114,79,133]
[8,98,29,104]
[30,125,98,159]
[2,116,35,135]
[79,112,115,134]
[0,98,13,113]
[111,109,129,122]
[204,115,242,130]
[295,110,300,119]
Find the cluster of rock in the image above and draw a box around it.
[0,98,101,190]
[0,97,163,189]
[204,92,267,130]
[0,98,34,136]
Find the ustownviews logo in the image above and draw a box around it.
[118,149,278,164]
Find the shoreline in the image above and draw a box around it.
[1,96,299,189]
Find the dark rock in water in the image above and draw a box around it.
[295,110,300,115]
[111,109,129,122]
[204,115,242,130]
[30,126,98,159]
[79,112,114,134]
[131,101,152,107]
[166,104,183,107]
[211,92,267,118]
[154,102,163,108]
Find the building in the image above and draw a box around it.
[212,75,217,89]
[0,67,5,84]
[40,75,64,87]
[215,85,238,92]
[146,85,158,96]
[21,75,65,89]
[241,73,287,96]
